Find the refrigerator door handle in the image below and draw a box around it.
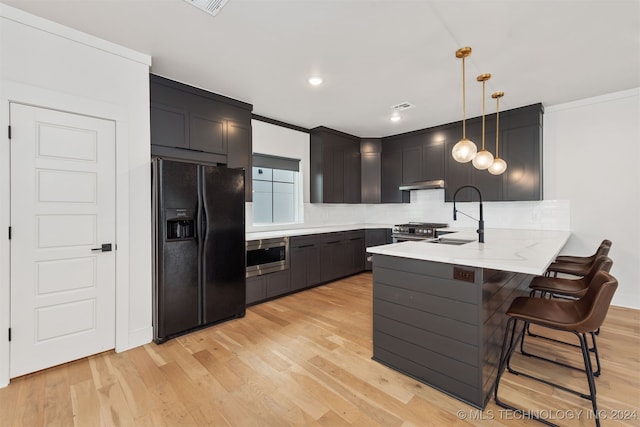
[196,165,206,324]
[199,170,209,245]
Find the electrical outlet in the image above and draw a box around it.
[453,267,475,283]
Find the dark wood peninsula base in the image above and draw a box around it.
[371,254,532,409]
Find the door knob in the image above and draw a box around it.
[91,243,113,252]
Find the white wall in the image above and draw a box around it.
[544,89,640,309]
[0,5,152,386]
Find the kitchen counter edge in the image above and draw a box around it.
[246,224,394,241]
[367,228,570,276]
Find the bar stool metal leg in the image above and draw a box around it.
[498,323,601,426]
[520,325,602,376]
[494,318,558,427]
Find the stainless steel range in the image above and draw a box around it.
[392,222,449,243]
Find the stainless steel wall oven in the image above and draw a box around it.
[246,237,289,277]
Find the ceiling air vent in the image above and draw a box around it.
[391,102,415,111]
[184,0,229,17]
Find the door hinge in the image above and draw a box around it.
[7,125,11,140]
[8,226,11,240]
[8,328,11,342]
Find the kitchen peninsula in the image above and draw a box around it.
[367,228,570,408]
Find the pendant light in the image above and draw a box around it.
[451,47,477,163]
[472,73,494,170]
[488,91,508,175]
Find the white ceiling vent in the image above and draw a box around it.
[184,0,230,17]
[391,102,415,111]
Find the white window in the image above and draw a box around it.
[252,155,300,225]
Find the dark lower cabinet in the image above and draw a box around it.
[344,230,365,275]
[246,269,291,305]
[290,235,322,291]
[321,233,347,283]
[246,276,266,305]
[266,270,291,298]
[365,228,392,270]
[248,229,390,306]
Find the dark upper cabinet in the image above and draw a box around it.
[380,146,408,203]
[466,127,503,202]
[402,145,422,185]
[310,127,361,204]
[502,124,542,201]
[226,121,253,200]
[381,131,446,203]
[149,74,253,200]
[377,103,542,203]
[344,150,362,204]
[150,104,189,149]
[361,139,381,204]
[422,139,445,182]
[444,138,473,201]
[189,114,226,154]
[443,103,543,202]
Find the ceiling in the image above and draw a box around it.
[3,0,639,137]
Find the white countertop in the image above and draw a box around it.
[367,228,570,275]
[246,223,394,241]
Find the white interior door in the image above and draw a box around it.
[9,103,116,378]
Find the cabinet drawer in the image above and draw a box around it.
[320,232,345,244]
[344,230,364,240]
[291,234,321,248]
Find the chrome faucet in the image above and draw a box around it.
[452,185,484,243]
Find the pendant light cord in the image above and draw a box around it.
[462,57,466,139]
[495,96,500,157]
[481,79,486,150]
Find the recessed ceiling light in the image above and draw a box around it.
[308,77,323,86]
[390,114,401,122]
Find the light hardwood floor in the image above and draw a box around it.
[1,272,638,426]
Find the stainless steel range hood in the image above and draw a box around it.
[399,180,446,191]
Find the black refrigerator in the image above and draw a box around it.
[152,158,246,343]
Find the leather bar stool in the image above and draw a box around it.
[527,255,612,376]
[554,239,611,264]
[546,240,611,277]
[494,271,618,427]
[532,256,613,299]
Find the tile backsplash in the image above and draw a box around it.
[247,189,570,232]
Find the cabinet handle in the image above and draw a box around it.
[297,244,314,248]
[326,241,340,244]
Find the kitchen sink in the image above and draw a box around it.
[424,238,475,246]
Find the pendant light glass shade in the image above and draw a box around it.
[488,91,507,175]
[452,138,477,163]
[472,73,493,170]
[488,157,507,175]
[472,149,494,169]
[453,47,477,163]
